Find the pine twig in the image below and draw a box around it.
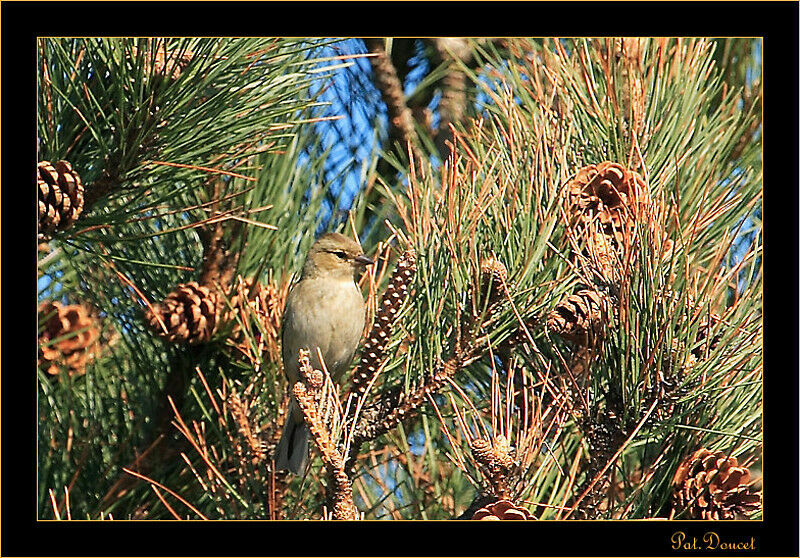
[364,38,420,158]
[427,38,473,161]
[197,178,241,292]
[346,314,483,469]
[345,252,510,470]
[293,350,359,520]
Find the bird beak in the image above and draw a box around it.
[354,254,374,266]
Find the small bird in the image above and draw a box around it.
[275,232,373,474]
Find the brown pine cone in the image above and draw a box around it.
[470,436,515,497]
[471,436,515,472]
[613,38,645,65]
[130,43,194,81]
[690,320,723,361]
[672,448,761,520]
[479,255,509,308]
[566,162,648,283]
[567,161,647,221]
[471,499,535,520]
[38,160,84,237]
[547,288,611,346]
[350,249,416,397]
[38,300,100,377]
[145,282,220,344]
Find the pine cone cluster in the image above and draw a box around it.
[471,499,535,520]
[38,300,100,377]
[547,161,647,349]
[672,448,761,520]
[38,160,84,238]
[145,282,220,344]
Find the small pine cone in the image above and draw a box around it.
[471,499,535,520]
[672,448,761,520]
[470,436,514,495]
[38,300,100,377]
[38,161,84,237]
[660,290,722,370]
[548,288,611,346]
[667,338,699,376]
[470,438,495,466]
[331,469,360,520]
[351,249,417,395]
[691,320,723,361]
[298,349,324,390]
[151,50,193,80]
[145,281,220,344]
[243,278,287,327]
[582,222,619,284]
[293,382,341,467]
[566,162,648,256]
[227,392,266,463]
[479,255,509,309]
[613,38,645,65]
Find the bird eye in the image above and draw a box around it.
[334,251,348,260]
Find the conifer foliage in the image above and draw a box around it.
[38,37,761,522]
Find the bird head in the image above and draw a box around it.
[303,232,373,281]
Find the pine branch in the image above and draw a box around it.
[292,351,359,520]
[364,38,420,162]
[344,261,506,471]
[426,38,472,161]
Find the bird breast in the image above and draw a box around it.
[282,277,366,383]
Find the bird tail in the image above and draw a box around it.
[274,398,310,475]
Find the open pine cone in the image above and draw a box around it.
[672,448,761,520]
[38,160,84,238]
[471,499,535,520]
[547,288,611,346]
[145,282,221,344]
[566,162,648,284]
[567,161,647,234]
[38,300,100,377]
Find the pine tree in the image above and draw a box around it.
[38,37,761,521]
